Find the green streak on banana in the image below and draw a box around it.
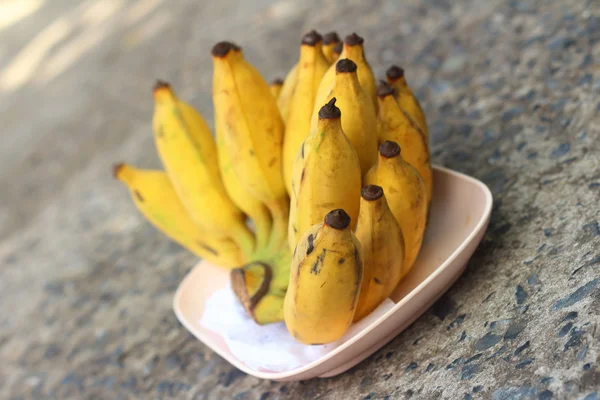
[288,98,361,251]
[114,164,245,268]
[284,209,363,345]
[152,82,256,258]
[314,33,378,115]
[211,42,289,251]
[377,81,432,204]
[354,185,406,322]
[310,58,378,176]
[282,30,330,196]
[386,65,428,142]
[364,141,427,270]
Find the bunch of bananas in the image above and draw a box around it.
[115,30,431,344]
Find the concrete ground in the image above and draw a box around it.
[0,0,599,398]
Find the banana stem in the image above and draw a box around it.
[250,206,273,255]
[230,224,257,261]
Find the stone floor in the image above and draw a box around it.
[0,0,599,398]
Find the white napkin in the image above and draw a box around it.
[199,285,395,372]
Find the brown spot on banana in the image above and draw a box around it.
[338,257,345,265]
[197,242,218,256]
[310,249,327,275]
[134,190,144,202]
[306,234,315,255]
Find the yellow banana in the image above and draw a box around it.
[284,209,363,344]
[377,81,432,203]
[331,41,343,62]
[288,98,361,251]
[113,164,245,268]
[353,185,406,321]
[310,58,378,175]
[277,64,297,123]
[282,31,330,196]
[321,31,341,64]
[211,42,289,250]
[386,65,428,141]
[364,141,427,270]
[314,33,378,114]
[269,78,283,100]
[152,82,256,258]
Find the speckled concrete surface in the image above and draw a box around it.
[1,0,599,399]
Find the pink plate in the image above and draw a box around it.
[173,165,493,381]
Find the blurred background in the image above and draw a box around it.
[1,0,598,399]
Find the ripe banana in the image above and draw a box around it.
[332,41,342,61]
[377,81,432,203]
[288,98,361,251]
[354,185,406,321]
[212,42,289,251]
[386,65,428,141]
[113,164,245,268]
[277,64,297,123]
[282,31,330,196]
[310,58,378,175]
[314,33,378,113]
[152,82,256,258]
[269,78,284,100]
[364,141,427,270]
[321,31,341,64]
[284,209,363,344]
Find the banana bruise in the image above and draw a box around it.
[211,42,289,250]
[386,65,428,142]
[284,209,363,344]
[269,78,284,100]
[277,64,298,123]
[310,59,378,176]
[321,31,341,64]
[314,33,378,114]
[353,185,406,322]
[288,98,361,251]
[283,30,330,196]
[113,164,245,268]
[152,82,256,258]
[377,81,432,203]
[364,141,427,270]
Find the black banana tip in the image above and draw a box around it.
[112,163,125,179]
[380,141,401,158]
[386,65,405,81]
[271,78,284,86]
[301,30,322,46]
[323,31,340,45]
[318,98,341,119]
[336,58,357,73]
[325,209,351,230]
[377,80,395,97]
[153,80,170,91]
[361,185,384,201]
[345,32,364,46]
[333,41,343,55]
[211,41,241,57]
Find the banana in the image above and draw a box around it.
[269,78,283,100]
[314,33,378,114]
[288,98,361,251]
[212,42,289,251]
[331,41,343,61]
[277,64,297,123]
[152,82,256,258]
[216,131,273,253]
[282,31,330,196]
[386,65,428,142]
[377,81,432,203]
[353,185,406,321]
[113,164,245,268]
[321,31,341,64]
[284,209,363,344]
[310,58,378,175]
[364,141,427,270]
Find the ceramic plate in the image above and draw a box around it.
[173,165,493,381]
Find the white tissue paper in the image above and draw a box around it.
[199,285,395,372]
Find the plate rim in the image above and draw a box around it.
[173,165,493,380]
